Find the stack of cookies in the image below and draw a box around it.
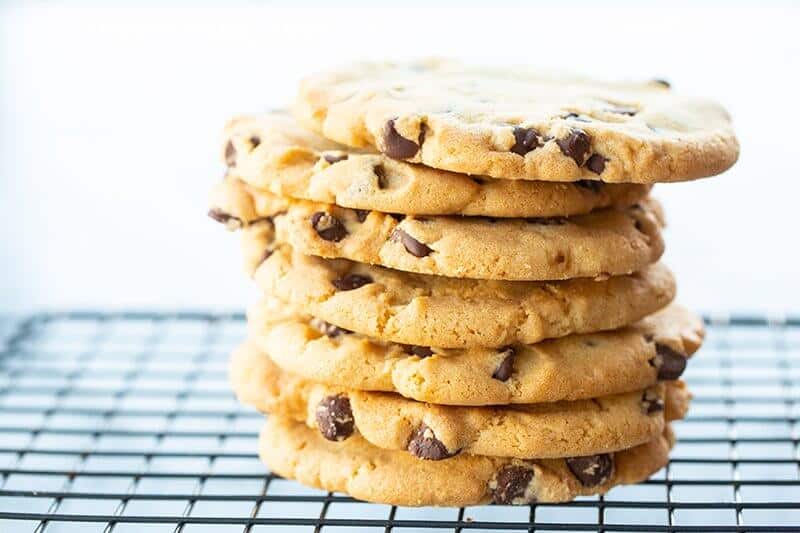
[210,60,738,506]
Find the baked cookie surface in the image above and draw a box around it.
[260,416,674,506]
[222,112,651,217]
[247,299,703,405]
[295,59,738,183]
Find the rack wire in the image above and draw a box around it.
[0,312,799,532]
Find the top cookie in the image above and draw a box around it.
[223,112,650,217]
[295,59,739,183]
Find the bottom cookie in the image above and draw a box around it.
[259,415,674,507]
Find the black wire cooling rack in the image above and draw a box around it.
[1,312,800,532]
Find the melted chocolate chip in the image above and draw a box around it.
[382,119,420,159]
[224,140,236,167]
[407,423,455,460]
[208,208,243,230]
[311,212,348,242]
[652,78,671,88]
[324,153,348,164]
[557,129,592,166]
[586,154,607,175]
[565,454,614,487]
[312,319,351,338]
[491,465,536,504]
[651,344,687,380]
[374,164,389,189]
[510,127,541,156]
[393,229,432,257]
[354,209,370,222]
[641,389,664,415]
[492,347,515,381]
[563,112,591,123]
[575,179,604,193]
[388,213,406,222]
[315,394,355,441]
[405,345,434,358]
[331,273,373,291]
[607,106,637,116]
[249,136,261,149]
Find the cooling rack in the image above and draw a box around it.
[0,311,799,532]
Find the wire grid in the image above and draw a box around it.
[0,313,799,533]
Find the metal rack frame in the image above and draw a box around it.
[1,311,799,532]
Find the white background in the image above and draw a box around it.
[1,3,798,314]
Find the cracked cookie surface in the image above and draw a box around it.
[295,59,738,184]
[234,340,688,459]
[247,299,703,405]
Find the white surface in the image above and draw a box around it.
[1,3,798,313]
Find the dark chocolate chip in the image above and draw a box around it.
[606,106,637,116]
[491,465,536,504]
[249,136,261,149]
[405,345,434,358]
[225,140,236,167]
[575,179,604,193]
[492,347,515,381]
[331,273,373,291]
[312,319,351,338]
[407,423,456,460]
[651,344,687,380]
[354,209,370,222]
[641,389,664,415]
[586,154,607,175]
[311,212,348,242]
[374,164,389,189]
[557,129,592,166]
[324,153,348,164]
[563,112,591,123]
[525,216,567,226]
[393,229,432,257]
[565,454,614,487]
[208,208,243,229]
[388,213,406,222]
[652,78,671,88]
[510,127,541,156]
[315,394,355,441]
[382,119,420,159]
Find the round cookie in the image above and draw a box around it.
[231,340,689,460]
[295,59,738,184]
[222,184,665,281]
[246,242,677,349]
[222,112,651,217]
[260,416,675,506]
[248,299,704,405]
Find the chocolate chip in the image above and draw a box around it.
[373,164,389,189]
[557,129,592,166]
[643,333,655,343]
[586,154,607,174]
[407,423,456,460]
[331,273,373,291]
[510,127,541,156]
[405,345,434,358]
[650,344,687,380]
[565,454,614,487]
[224,140,236,167]
[641,389,664,415]
[606,106,637,116]
[575,179,604,193]
[388,213,406,222]
[208,208,243,230]
[393,229,432,257]
[311,318,351,338]
[249,136,261,149]
[382,119,420,159]
[652,78,671,88]
[492,347,515,381]
[525,216,567,225]
[491,465,536,505]
[354,209,370,222]
[563,112,591,123]
[471,177,486,185]
[323,153,348,164]
[311,212,348,242]
[315,394,355,441]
